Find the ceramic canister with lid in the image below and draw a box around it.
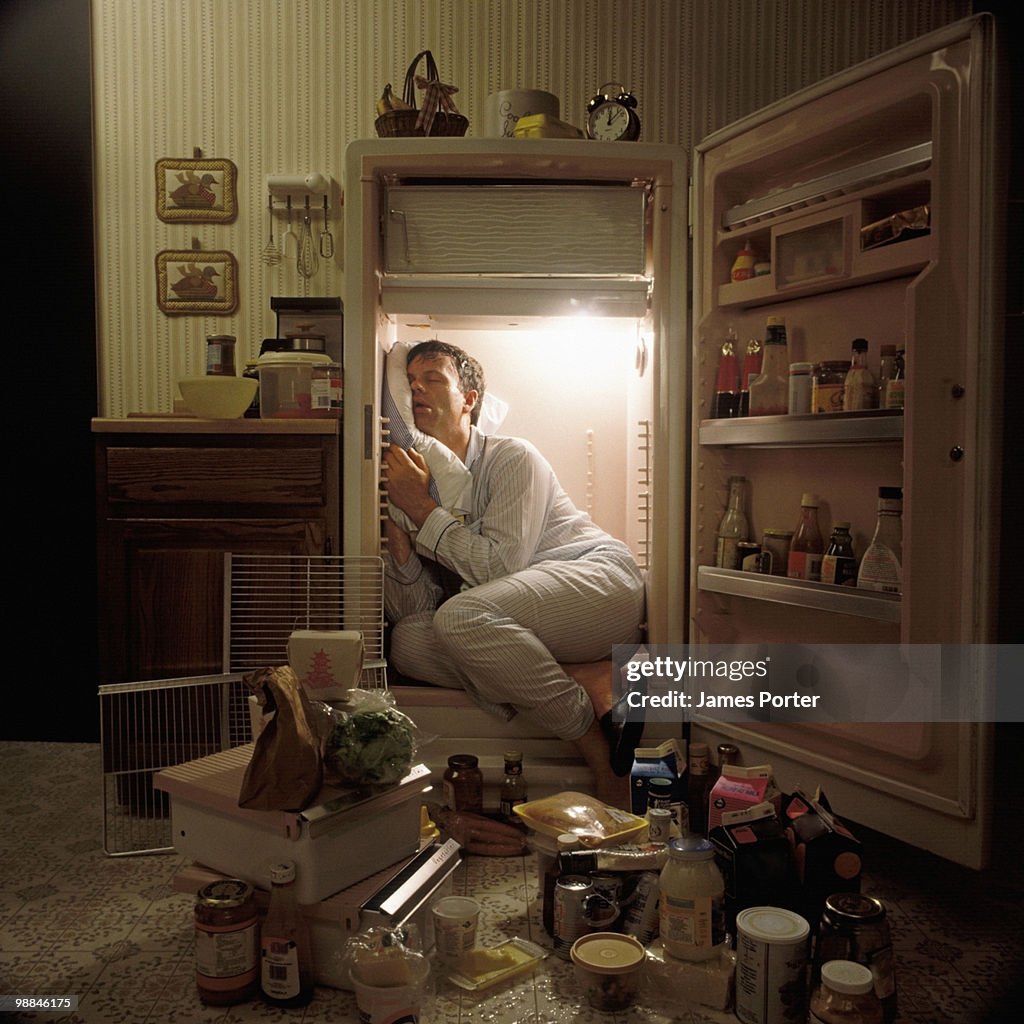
[735,906,811,1024]
[658,836,726,961]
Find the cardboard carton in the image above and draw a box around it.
[288,629,364,701]
[707,763,780,831]
[629,738,686,816]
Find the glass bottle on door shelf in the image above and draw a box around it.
[820,522,858,587]
[738,336,764,416]
[499,750,528,821]
[259,861,314,1008]
[787,493,824,582]
[712,328,741,418]
[715,476,749,570]
[843,338,877,410]
[884,348,906,409]
[748,316,789,416]
[857,487,903,594]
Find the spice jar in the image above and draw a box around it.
[443,754,484,814]
[809,959,883,1024]
[194,879,259,1005]
[659,836,725,961]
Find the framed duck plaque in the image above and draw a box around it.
[156,244,239,315]
[156,156,238,223]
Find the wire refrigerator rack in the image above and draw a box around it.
[99,554,387,856]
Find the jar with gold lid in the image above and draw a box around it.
[194,879,259,1005]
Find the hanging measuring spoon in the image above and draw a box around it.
[281,194,299,259]
[298,194,319,278]
[319,195,334,259]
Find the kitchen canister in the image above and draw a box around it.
[735,906,811,1024]
[485,89,559,137]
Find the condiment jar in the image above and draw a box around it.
[310,360,342,418]
[194,879,258,1005]
[658,836,725,961]
[809,959,883,1024]
[813,893,897,1022]
[442,753,484,814]
[206,335,237,377]
[812,360,849,413]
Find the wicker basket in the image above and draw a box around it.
[375,49,469,138]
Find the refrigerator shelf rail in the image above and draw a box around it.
[722,142,933,230]
[699,409,904,447]
[697,566,901,622]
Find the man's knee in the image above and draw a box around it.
[432,591,492,650]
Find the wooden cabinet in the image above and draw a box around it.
[94,419,340,683]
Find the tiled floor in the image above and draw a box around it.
[1,741,1022,1023]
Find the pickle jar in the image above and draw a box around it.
[443,753,484,814]
[194,879,259,1005]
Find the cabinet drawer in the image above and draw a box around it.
[383,185,647,275]
[104,446,327,506]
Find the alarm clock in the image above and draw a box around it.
[586,83,641,142]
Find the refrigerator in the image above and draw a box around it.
[343,14,1006,867]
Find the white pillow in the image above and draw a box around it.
[384,341,510,535]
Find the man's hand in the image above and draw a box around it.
[433,806,528,857]
[383,444,437,528]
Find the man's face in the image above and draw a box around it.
[407,354,475,440]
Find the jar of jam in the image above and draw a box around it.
[443,753,484,814]
[812,360,849,413]
[194,879,259,1005]
[812,893,897,1023]
[809,960,883,1024]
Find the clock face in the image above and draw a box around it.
[586,100,639,141]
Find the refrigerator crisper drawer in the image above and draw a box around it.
[383,184,647,275]
[154,744,429,903]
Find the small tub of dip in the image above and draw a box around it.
[570,932,645,1011]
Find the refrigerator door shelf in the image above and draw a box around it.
[699,409,903,447]
[697,565,901,623]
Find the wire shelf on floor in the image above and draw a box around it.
[99,673,251,856]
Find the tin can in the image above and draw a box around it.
[194,879,259,1005]
[812,893,897,1023]
[735,906,810,1024]
[553,876,593,959]
[589,871,624,929]
[737,541,762,573]
[620,871,661,946]
[788,362,813,414]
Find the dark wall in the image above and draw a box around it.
[1,0,98,740]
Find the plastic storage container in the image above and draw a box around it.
[258,351,331,418]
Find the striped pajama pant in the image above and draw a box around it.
[386,546,645,741]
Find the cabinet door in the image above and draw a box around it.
[99,517,326,682]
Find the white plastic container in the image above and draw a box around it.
[735,906,811,1024]
[258,351,331,418]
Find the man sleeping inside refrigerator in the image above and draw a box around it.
[382,339,645,809]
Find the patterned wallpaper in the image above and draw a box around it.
[91,0,969,416]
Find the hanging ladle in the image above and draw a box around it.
[319,196,334,259]
[298,194,319,278]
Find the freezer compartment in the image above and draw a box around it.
[155,744,431,902]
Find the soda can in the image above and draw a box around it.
[620,871,661,946]
[553,876,593,960]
